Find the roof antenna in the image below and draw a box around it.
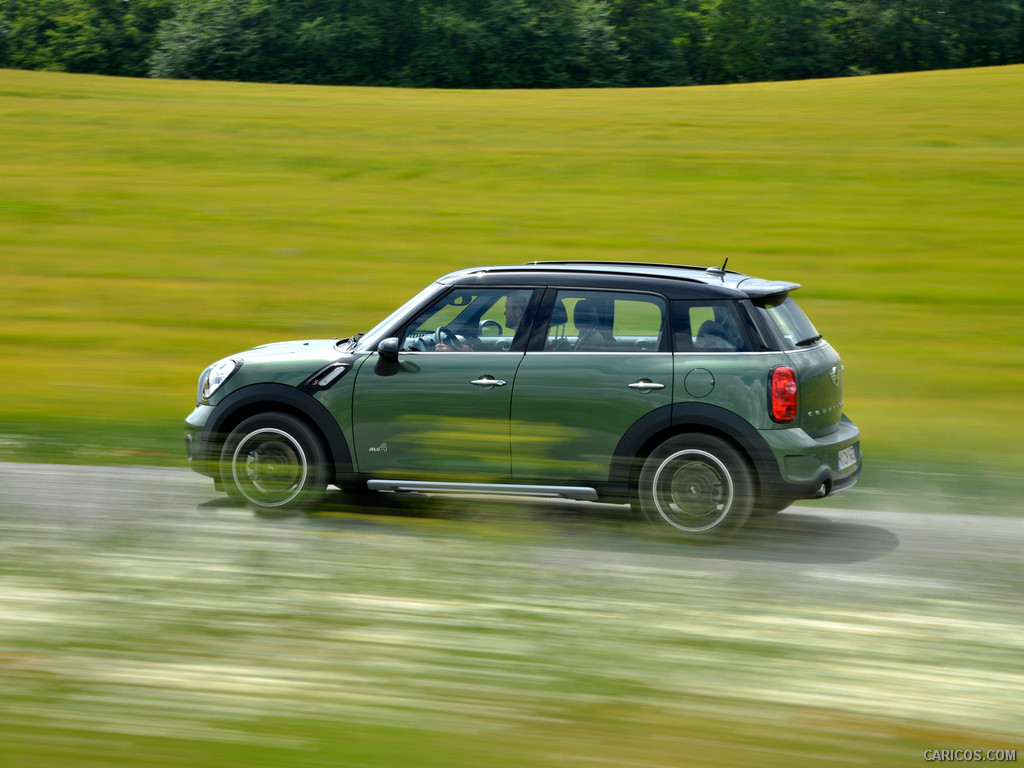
[705,257,729,280]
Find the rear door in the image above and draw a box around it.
[510,289,673,483]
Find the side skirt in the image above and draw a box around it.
[366,480,599,501]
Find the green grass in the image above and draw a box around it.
[1,66,1023,485]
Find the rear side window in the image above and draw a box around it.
[673,302,753,352]
[754,294,821,350]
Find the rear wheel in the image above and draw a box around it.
[221,412,328,512]
[638,434,752,538]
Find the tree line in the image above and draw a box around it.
[2,0,1022,88]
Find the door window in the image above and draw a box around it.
[543,291,667,353]
[399,288,536,352]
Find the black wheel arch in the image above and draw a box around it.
[610,402,785,502]
[200,383,352,481]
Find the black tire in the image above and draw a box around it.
[220,412,329,512]
[637,434,753,538]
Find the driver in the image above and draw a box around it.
[434,292,529,351]
[503,292,528,330]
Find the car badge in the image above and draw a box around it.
[830,366,841,387]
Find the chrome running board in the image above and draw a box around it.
[366,479,599,501]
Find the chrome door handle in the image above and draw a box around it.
[627,379,666,392]
[470,376,508,389]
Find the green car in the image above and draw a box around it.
[185,262,861,537]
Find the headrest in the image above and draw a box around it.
[551,300,568,325]
[573,299,599,328]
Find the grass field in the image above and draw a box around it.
[1,66,1023,500]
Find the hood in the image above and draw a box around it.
[201,339,350,404]
[237,338,343,365]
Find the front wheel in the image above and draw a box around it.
[221,413,328,512]
[637,434,753,538]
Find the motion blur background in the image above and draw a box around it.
[1,63,1022,766]
[3,65,1022,504]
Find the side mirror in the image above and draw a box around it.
[378,337,399,361]
[374,337,401,376]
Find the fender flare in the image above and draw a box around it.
[610,403,782,492]
[202,383,353,476]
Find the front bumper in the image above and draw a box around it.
[184,405,218,478]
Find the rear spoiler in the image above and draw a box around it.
[736,278,801,298]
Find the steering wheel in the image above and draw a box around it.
[436,325,461,350]
[479,319,503,337]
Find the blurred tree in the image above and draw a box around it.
[608,0,704,86]
[943,0,1021,67]
[2,0,109,72]
[404,1,489,87]
[147,0,275,81]
[117,0,176,75]
[1,0,1022,86]
[1,0,172,75]
[455,0,598,88]
[704,0,839,82]
[826,0,949,73]
[569,0,626,86]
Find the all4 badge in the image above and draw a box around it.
[368,443,388,453]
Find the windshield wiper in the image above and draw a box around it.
[795,334,822,347]
[342,333,364,350]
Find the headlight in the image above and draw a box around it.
[200,358,240,401]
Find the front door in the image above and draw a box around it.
[351,287,537,481]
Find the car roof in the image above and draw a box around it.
[436,261,800,300]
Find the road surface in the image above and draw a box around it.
[0,462,1021,766]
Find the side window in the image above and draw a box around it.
[674,302,752,352]
[544,291,667,352]
[399,288,535,352]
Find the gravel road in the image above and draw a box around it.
[1,462,1021,766]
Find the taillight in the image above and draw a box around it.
[770,366,798,423]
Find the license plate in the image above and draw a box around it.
[838,446,858,471]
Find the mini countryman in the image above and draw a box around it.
[185,262,862,537]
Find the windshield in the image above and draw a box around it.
[354,282,446,352]
[754,294,821,350]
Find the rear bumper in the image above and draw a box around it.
[760,414,862,501]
